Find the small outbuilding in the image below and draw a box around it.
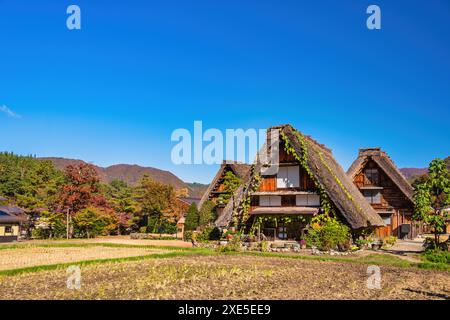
[0,206,26,242]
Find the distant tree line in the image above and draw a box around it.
[0,152,186,239]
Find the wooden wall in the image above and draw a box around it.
[0,225,19,237]
[353,160,412,211]
[353,160,416,239]
[258,141,317,192]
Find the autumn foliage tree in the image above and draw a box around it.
[134,175,185,233]
[54,163,109,237]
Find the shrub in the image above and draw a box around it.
[195,226,221,242]
[355,238,372,248]
[304,228,321,248]
[337,238,352,251]
[384,236,397,246]
[424,249,450,264]
[216,235,242,252]
[32,227,66,240]
[139,226,147,233]
[260,240,269,252]
[423,237,449,251]
[159,221,177,234]
[304,218,351,251]
[209,227,222,240]
[184,230,193,242]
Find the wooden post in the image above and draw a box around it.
[66,208,70,240]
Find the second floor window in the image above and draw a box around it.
[365,168,379,185]
[277,166,300,188]
[363,190,381,204]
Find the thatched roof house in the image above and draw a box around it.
[347,148,416,239]
[198,161,251,210]
[213,125,384,236]
[347,148,414,202]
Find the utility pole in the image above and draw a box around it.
[66,208,70,239]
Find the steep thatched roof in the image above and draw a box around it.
[215,164,257,228]
[215,125,385,230]
[347,148,414,203]
[198,161,251,210]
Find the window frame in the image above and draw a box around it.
[259,195,282,207]
[277,165,300,189]
[363,190,382,204]
[278,225,288,240]
[364,168,379,185]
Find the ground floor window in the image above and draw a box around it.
[256,217,308,241]
[4,226,13,234]
[278,226,287,240]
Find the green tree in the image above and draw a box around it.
[0,153,64,236]
[199,200,216,226]
[33,211,66,239]
[104,179,137,234]
[0,153,63,210]
[72,206,118,238]
[413,159,450,247]
[184,203,199,230]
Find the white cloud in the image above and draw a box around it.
[0,105,21,118]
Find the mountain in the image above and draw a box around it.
[399,168,428,182]
[400,156,450,183]
[39,157,208,197]
[185,182,209,198]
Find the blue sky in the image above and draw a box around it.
[1,0,449,184]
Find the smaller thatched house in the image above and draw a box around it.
[198,161,251,221]
[0,206,26,242]
[206,125,384,240]
[347,148,416,239]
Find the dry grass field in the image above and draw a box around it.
[20,236,193,248]
[0,253,449,300]
[0,246,169,271]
